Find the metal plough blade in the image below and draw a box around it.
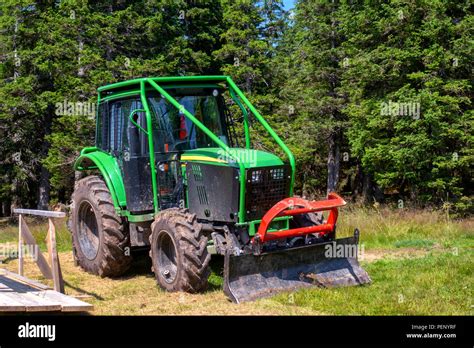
[223,236,371,303]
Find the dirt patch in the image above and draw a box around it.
[361,245,443,263]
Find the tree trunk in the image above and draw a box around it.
[326,1,341,196]
[37,166,50,210]
[351,162,363,200]
[327,132,340,194]
[362,171,373,204]
[1,199,11,217]
[37,107,53,210]
[362,171,384,204]
[352,162,384,204]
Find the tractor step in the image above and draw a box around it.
[223,232,370,303]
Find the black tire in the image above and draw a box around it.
[71,175,132,277]
[290,211,335,242]
[290,212,324,228]
[149,208,210,293]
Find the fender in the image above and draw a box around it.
[74,147,127,210]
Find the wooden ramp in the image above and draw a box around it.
[0,269,93,313]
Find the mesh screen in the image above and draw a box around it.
[245,165,290,220]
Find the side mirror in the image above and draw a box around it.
[129,109,148,134]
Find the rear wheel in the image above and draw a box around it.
[71,175,132,277]
[149,208,210,293]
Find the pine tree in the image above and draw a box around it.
[275,0,348,197]
[340,0,473,207]
[0,0,471,213]
[214,0,268,94]
[0,0,51,211]
[43,0,228,201]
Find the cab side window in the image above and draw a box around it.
[96,102,110,151]
[96,98,145,156]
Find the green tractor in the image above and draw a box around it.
[71,76,370,303]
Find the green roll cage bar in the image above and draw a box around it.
[95,76,295,224]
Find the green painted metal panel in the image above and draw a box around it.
[181,148,283,168]
[98,76,229,93]
[123,212,154,222]
[237,216,290,236]
[140,80,160,213]
[101,90,141,102]
[74,150,127,209]
[100,84,223,102]
[229,87,250,149]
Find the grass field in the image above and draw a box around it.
[0,207,472,315]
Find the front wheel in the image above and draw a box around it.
[71,175,132,277]
[149,208,210,293]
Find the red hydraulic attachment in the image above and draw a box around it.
[252,192,347,244]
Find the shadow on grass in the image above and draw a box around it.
[0,256,17,264]
[64,280,105,301]
[116,248,225,293]
[120,248,154,279]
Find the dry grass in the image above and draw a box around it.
[0,208,472,315]
[336,206,473,250]
[1,252,320,315]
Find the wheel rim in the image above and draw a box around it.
[156,230,178,284]
[77,200,99,260]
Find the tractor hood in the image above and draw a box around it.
[180,148,284,169]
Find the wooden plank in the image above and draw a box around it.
[19,292,62,312]
[38,290,93,312]
[0,271,92,313]
[13,209,65,218]
[0,293,27,312]
[0,268,50,291]
[20,219,53,279]
[0,289,61,312]
[47,218,64,293]
[18,214,24,276]
[0,288,92,312]
[0,274,39,292]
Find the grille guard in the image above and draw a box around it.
[251,192,346,245]
[245,165,291,221]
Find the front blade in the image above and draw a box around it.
[224,236,371,303]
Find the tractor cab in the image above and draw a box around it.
[93,83,238,215]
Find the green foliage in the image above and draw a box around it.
[274,0,472,205]
[0,0,471,213]
[339,0,473,205]
[214,0,271,94]
[43,114,94,199]
[275,0,349,196]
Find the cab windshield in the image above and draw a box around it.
[147,88,229,152]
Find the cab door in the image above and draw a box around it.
[98,97,154,214]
